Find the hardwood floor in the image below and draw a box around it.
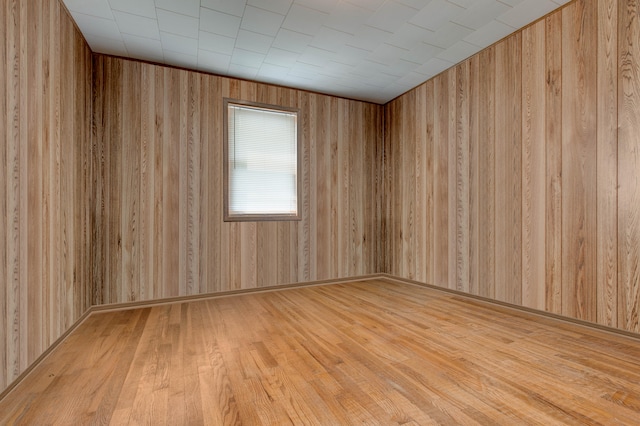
[2,278,640,424]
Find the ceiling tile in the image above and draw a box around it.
[160,32,198,56]
[198,49,231,73]
[83,33,127,56]
[387,22,433,50]
[156,9,199,39]
[310,27,354,52]
[344,0,386,11]
[393,0,433,8]
[258,63,291,80]
[401,40,443,63]
[446,0,476,7]
[414,56,454,76]
[272,29,313,53]
[154,0,200,17]
[248,0,294,15]
[436,40,478,63]
[122,34,164,61]
[463,19,515,48]
[281,4,329,36]
[199,7,242,38]
[240,5,286,37]
[63,0,569,104]
[289,62,323,79]
[325,60,354,74]
[409,0,464,31]
[427,21,474,49]
[264,48,300,67]
[323,2,372,34]
[113,11,160,39]
[498,0,526,6]
[231,49,267,68]
[452,0,511,30]
[381,57,419,76]
[336,44,372,66]
[497,0,561,29]
[395,70,433,87]
[294,0,340,14]
[109,0,157,18]
[369,43,409,65]
[228,63,260,79]
[163,50,198,68]
[348,25,389,51]
[285,74,315,88]
[199,31,236,55]
[201,0,248,17]
[367,1,419,33]
[235,30,275,54]
[360,59,403,78]
[70,13,122,40]
[298,46,336,67]
[64,0,113,19]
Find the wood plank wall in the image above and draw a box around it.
[383,0,640,333]
[92,56,382,304]
[0,0,92,392]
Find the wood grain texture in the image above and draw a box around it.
[494,33,522,305]
[478,46,496,301]
[561,0,598,322]
[597,0,618,327]
[384,0,640,334]
[618,0,640,333]
[455,60,470,294]
[3,279,640,424]
[0,0,92,393]
[92,56,382,305]
[521,21,546,311]
[433,72,451,289]
[545,11,563,316]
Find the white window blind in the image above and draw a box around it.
[226,102,299,219]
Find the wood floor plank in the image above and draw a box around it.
[2,279,640,424]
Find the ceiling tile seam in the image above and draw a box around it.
[232,1,252,56]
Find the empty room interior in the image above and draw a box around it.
[2,0,640,423]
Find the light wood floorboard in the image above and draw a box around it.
[2,279,640,424]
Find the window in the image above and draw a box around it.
[224,99,301,221]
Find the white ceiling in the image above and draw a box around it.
[63,0,570,104]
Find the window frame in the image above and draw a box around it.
[223,98,302,222]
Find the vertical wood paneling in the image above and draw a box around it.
[298,92,317,283]
[545,11,563,316]
[561,0,598,322]
[403,91,416,279]
[455,61,470,293]
[383,0,640,334]
[424,81,435,286]
[521,21,546,311]
[26,0,43,363]
[92,56,382,305]
[432,73,450,288]
[468,56,480,296]
[478,46,496,300]
[618,0,640,332]
[0,0,8,390]
[597,0,618,327]
[1,0,92,393]
[139,64,155,300]
[447,69,457,291]
[494,33,522,305]
[6,0,640,398]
